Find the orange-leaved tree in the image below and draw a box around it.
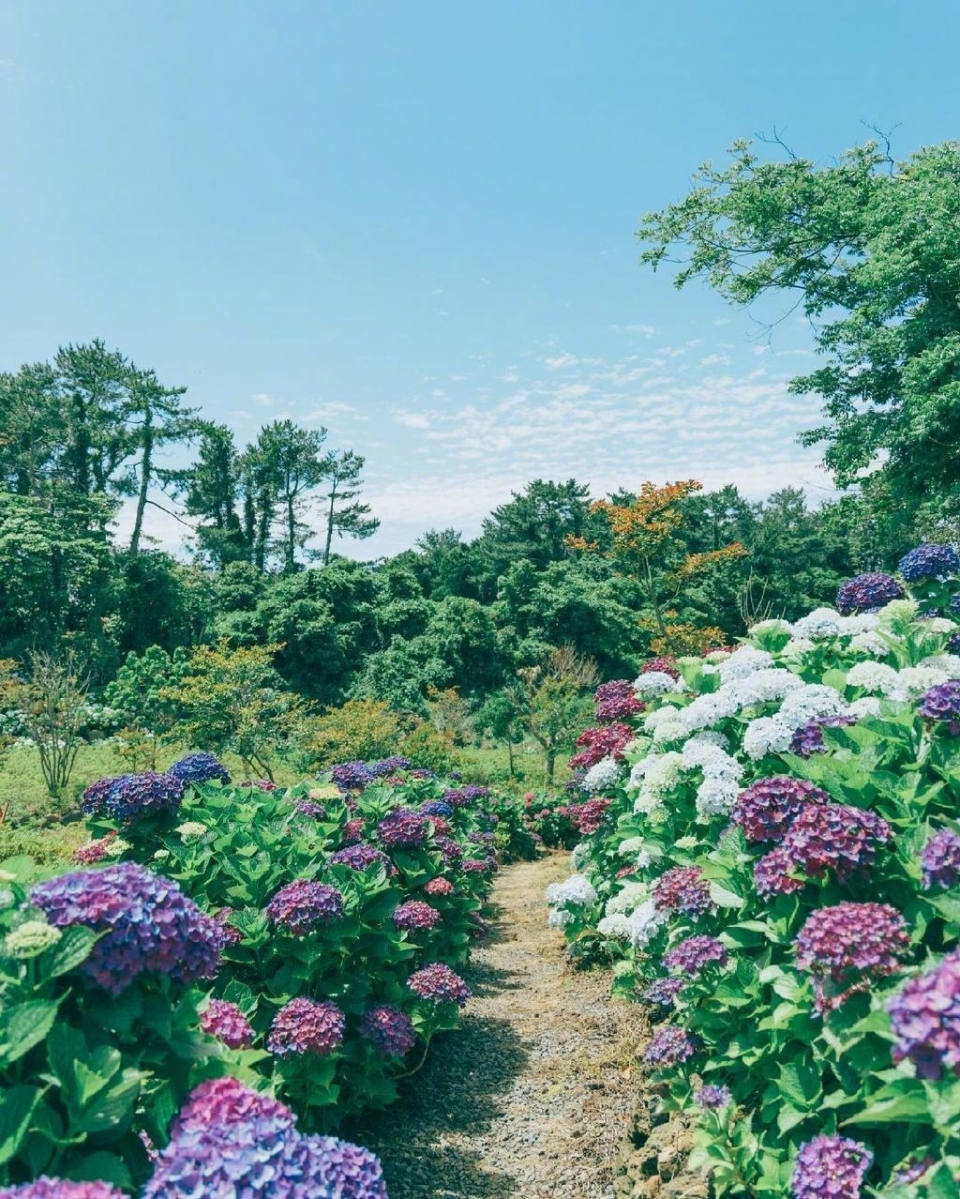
[568,480,747,655]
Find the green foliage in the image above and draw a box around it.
[305,699,407,768]
[509,646,598,782]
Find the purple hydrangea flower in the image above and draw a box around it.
[200,999,255,1049]
[302,1136,389,1198]
[82,771,184,820]
[921,828,960,890]
[652,866,714,917]
[31,862,223,994]
[295,799,327,818]
[377,808,430,849]
[754,846,806,897]
[442,785,490,808]
[421,800,455,818]
[642,656,681,680]
[463,857,495,873]
[172,1077,295,1137]
[437,837,463,865]
[789,715,858,757]
[898,543,960,583]
[836,572,905,615]
[408,963,471,1006]
[888,948,960,1079]
[732,777,829,843]
[594,679,645,723]
[644,1025,697,1066]
[330,843,396,874]
[694,1085,732,1109]
[167,752,231,786]
[775,803,892,883]
[895,1157,937,1184]
[268,997,346,1057]
[392,900,441,931]
[795,903,910,1012]
[663,936,728,976]
[331,761,375,792]
[341,817,366,844]
[265,880,345,934]
[370,756,411,776]
[0,1182,127,1199]
[919,680,960,735]
[72,836,118,865]
[791,1135,872,1199]
[643,977,685,1006]
[359,1005,417,1056]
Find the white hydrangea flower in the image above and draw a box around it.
[747,618,794,636]
[716,646,775,682]
[582,755,621,793]
[627,900,669,948]
[778,684,849,729]
[597,912,633,939]
[678,689,742,733]
[922,618,959,634]
[848,696,882,719]
[782,636,816,656]
[651,717,688,745]
[634,751,684,814]
[742,715,794,760]
[792,607,844,639]
[728,669,804,708]
[896,664,957,699]
[849,630,891,657]
[695,775,741,818]
[617,836,646,855]
[921,654,960,679]
[643,706,683,732]
[571,843,589,868]
[703,649,732,664]
[838,612,882,635]
[628,752,661,789]
[879,598,919,624]
[545,873,598,908]
[846,661,902,694]
[547,908,574,929]
[633,671,683,699]
[604,881,650,916]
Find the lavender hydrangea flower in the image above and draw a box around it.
[0,1181,127,1199]
[359,1005,417,1056]
[82,771,184,820]
[172,1077,295,1136]
[268,997,346,1057]
[266,880,345,934]
[836,572,905,615]
[442,785,490,808]
[200,999,254,1049]
[732,777,829,843]
[919,680,960,735]
[31,862,223,994]
[463,857,495,873]
[663,935,728,976]
[370,756,411,776]
[895,1156,937,1184]
[408,963,471,1006]
[392,900,441,931]
[377,808,430,848]
[921,828,960,890]
[643,977,685,1006]
[168,752,231,786]
[888,948,960,1079]
[331,761,375,792]
[644,1025,697,1066]
[791,1135,872,1199]
[694,1085,732,1109]
[652,866,714,917]
[72,835,118,865]
[789,714,857,757]
[301,1136,389,1198]
[330,844,396,874]
[898,543,960,583]
[295,799,327,818]
[795,902,909,1012]
[421,800,454,818]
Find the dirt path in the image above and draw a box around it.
[358,854,646,1199]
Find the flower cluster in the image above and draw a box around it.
[72,834,120,865]
[662,935,728,976]
[887,948,960,1079]
[31,862,223,994]
[570,796,611,833]
[376,808,430,848]
[420,800,454,818]
[898,543,960,583]
[392,900,441,931]
[731,777,829,843]
[695,1085,732,1109]
[581,756,621,793]
[921,827,960,890]
[408,963,471,1006]
[331,761,375,791]
[568,723,633,770]
[652,866,714,917]
[330,844,395,873]
[755,803,891,894]
[82,771,184,821]
[918,679,960,734]
[266,880,345,934]
[594,679,645,722]
[791,1135,872,1199]
[789,714,857,757]
[167,751,231,786]
[268,997,346,1057]
[441,784,490,808]
[370,756,412,776]
[295,799,327,818]
[836,572,905,615]
[0,1182,126,1199]
[633,670,683,700]
[641,656,681,680]
[643,977,685,1006]
[423,876,454,896]
[200,998,254,1049]
[644,1025,697,1066]
[546,873,598,908]
[359,1005,417,1056]
[4,920,61,958]
[795,903,909,1011]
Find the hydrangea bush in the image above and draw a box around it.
[546,546,960,1197]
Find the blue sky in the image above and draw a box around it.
[2,1,959,557]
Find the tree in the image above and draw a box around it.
[255,420,328,572]
[509,646,598,783]
[319,449,379,565]
[18,651,90,798]
[639,137,960,530]
[474,691,524,778]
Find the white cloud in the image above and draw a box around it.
[543,352,579,370]
[394,412,431,429]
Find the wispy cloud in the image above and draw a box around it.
[394,411,432,429]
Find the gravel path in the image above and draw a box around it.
[357,854,646,1199]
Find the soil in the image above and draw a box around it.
[358,853,651,1199]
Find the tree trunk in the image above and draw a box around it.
[507,739,515,778]
[545,749,556,784]
[130,403,153,556]
[286,494,296,571]
[323,486,337,566]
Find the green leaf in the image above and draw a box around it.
[2,999,60,1063]
[74,1071,143,1134]
[69,1152,133,1190]
[843,1090,930,1125]
[44,925,97,978]
[0,1085,41,1165]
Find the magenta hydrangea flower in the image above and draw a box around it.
[200,999,255,1049]
[919,680,960,735]
[653,866,714,917]
[168,752,231,786]
[81,771,184,820]
[463,857,495,873]
[898,543,960,583]
[423,876,454,896]
[888,948,960,1079]
[268,998,346,1057]
[72,835,117,865]
[642,656,681,680]
[265,880,345,934]
[731,777,829,843]
[31,862,223,994]
[392,900,441,931]
[836,572,905,615]
[172,1077,294,1137]
[663,936,728,976]
[694,1085,732,1109]
[795,903,910,1012]
[377,808,430,849]
[437,837,463,865]
[0,1182,126,1199]
[330,844,396,874]
[644,1025,697,1066]
[341,817,366,844]
[777,803,892,883]
[571,797,611,834]
[359,1005,417,1056]
[895,1157,937,1184]
[594,679,645,723]
[921,828,960,890]
[408,963,471,1006]
[568,723,633,770]
[789,714,857,757]
[791,1135,872,1199]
